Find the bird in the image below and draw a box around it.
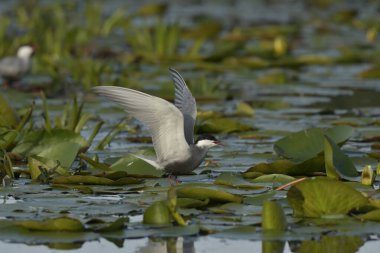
[93,68,222,175]
[0,45,35,88]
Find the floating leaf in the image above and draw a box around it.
[198,118,254,134]
[357,209,380,221]
[274,126,354,163]
[324,135,359,180]
[252,174,295,184]
[177,198,210,208]
[176,186,242,203]
[245,156,325,176]
[59,175,141,186]
[143,201,170,225]
[214,172,264,189]
[234,102,255,117]
[287,178,368,218]
[17,217,84,232]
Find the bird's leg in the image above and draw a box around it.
[2,79,10,89]
[167,174,181,186]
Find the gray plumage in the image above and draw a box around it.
[93,68,220,175]
[0,45,34,85]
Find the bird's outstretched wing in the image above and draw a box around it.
[93,86,190,163]
[169,68,197,145]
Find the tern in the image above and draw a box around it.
[93,68,222,175]
[0,45,35,88]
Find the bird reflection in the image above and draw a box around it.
[136,236,195,253]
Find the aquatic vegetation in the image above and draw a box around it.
[0,0,380,251]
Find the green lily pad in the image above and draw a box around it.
[177,198,210,208]
[357,209,380,222]
[51,175,142,186]
[252,174,295,184]
[245,156,325,176]
[176,186,243,203]
[17,217,84,232]
[287,178,368,218]
[324,135,359,180]
[234,102,255,117]
[214,172,264,189]
[143,201,171,225]
[274,126,354,163]
[198,117,254,134]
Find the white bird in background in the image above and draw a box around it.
[0,45,35,88]
[93,68,222,175]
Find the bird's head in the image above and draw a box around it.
[195,134,223,149]
[17,45,35,59]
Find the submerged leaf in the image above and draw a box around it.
[287,178,368,218]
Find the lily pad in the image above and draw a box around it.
[274,126,354,163]
[324,135,359,180]
[245,156,325,176]
[214,172,264,189]
[176,186,243,203]
[143,201,171,225]
[198,118,254,133]
[16,217,84,232]
[287,178,368,218]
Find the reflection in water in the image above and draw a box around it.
[136,237,195,253]
[289,236,364,253]
[262,240,285,253]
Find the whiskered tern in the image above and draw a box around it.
[0,45,34,88]
[93,68,222,175]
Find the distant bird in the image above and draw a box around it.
[93,68,222,175]
[0,45,35,88]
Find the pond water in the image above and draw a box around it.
[1,0,380,252]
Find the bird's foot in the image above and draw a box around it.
[168,174,181,186]
[204,159,221,167]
